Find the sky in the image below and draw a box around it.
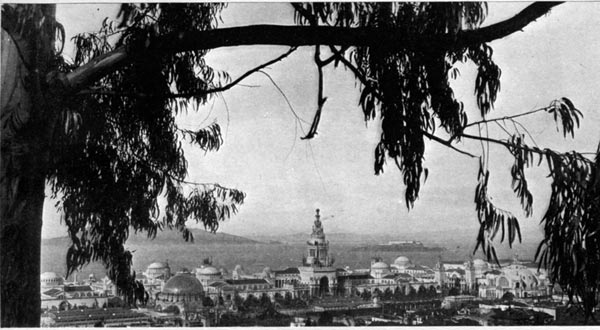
[44,3,600,247]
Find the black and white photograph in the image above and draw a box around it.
[2,2,600,327]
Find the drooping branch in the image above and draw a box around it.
[53,2,561,93]
[302,45,327,140]
[77,46,297,99]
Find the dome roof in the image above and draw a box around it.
[394,256,411,267]
[196,266,221,276]
[162,273,203,295]
[147,261,169,269]
[473,259,488,268]
[40,272,63,281]
[371,261,389,269]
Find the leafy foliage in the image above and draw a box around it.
[180,122,223,152]
[536,147,599,320]
[45,3,245,301]
[466,97,598,320]
[294,3,497,207]
[474,158,522,262]
[546,97,582,138]
[293,4,600,320]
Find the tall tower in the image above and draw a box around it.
[304,209,332,267]
[299,209,337,297]
[464,257,476,291]
[434,256,445,287]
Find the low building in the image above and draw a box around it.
[41,308,151,327]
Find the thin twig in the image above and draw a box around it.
[464,107,547,128]
[513,119,540,148]
[258,70,310,126]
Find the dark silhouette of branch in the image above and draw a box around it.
[459,132,595,161]
[302,45,328,140]
[422,131,477,158]
[327,45,382,99]
[55,2,561,92]
[77,47,297,98]
[464,106,548,128]
[165,46,297,99]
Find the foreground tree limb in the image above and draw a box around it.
[56,2,560,92]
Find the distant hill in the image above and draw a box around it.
[350,242,445,253]
[42,229,273,277]
[247,227,542,260]
[43,228,267,247]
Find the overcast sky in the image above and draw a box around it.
[43,3,600,245]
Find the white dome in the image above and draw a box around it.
[41,272,64,287]
[162,273,203,295]
[147,262,169,269]
[196,266,220,276]
[394,256,411,267]
[473,259,488,268]
[41,272,60,280]
[371,261,389,269]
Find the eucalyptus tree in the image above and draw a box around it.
[1,2,598,326]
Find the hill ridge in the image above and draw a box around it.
[43,228,266,245]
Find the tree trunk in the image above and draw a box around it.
[1,5,56,327]
[0,152,46,327]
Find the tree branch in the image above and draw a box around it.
[464,106,548,129]
[328,45,382,100]
[54,2,561,92]
[459,132,597,162]
[455,2,562,47]
[77,47,297,98]
[165,46,297,99]
[302,45,327,140]
[422,131,477,158]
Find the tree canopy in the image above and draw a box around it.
[1,2,599,326]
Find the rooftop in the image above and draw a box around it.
[225,279,269,285]
[162,273,203,295]
[274,267,300,275]
[64,285,93,292]
[42,288,63,297]
[45,308,149,325]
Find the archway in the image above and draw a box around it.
[58,301,69,311]
[319,277,329,296]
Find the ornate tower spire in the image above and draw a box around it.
[304,208,332,267]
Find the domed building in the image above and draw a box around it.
[41,272,64,288]
[145,261,171,280]
[472,258,489,277]
[154,272,209,326]
[155,272,204,310]
[391,256,413,272]
[477,263,549,299]
[232,265,246,280]
[195,265,222,286]
[261,266,273,279]
[370,260,391,279]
